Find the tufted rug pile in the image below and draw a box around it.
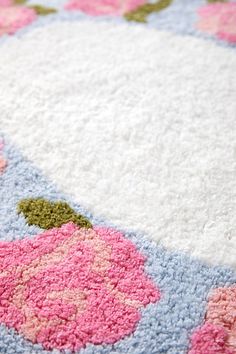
[0,1,236,353]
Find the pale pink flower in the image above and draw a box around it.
[0,223,160,351]
[188,287,236,354]
[65,0,146,16]
[0,141,7,174]
[0,4,36,36]
[0,157,7,174]
[197,2,236,44]
[0,0,13,7]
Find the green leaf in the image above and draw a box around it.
[14,0,28,4]
[125,0,173,23]
[28,5,57,16]
[18,198,92,229]
[207,0,228,2]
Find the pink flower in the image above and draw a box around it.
[0,4,36,36]
[0,157,7,173]
[0,0,13,6]
[65,0,146,16]
[0,223,160,351]
[0,141,7,174]
[188,287,236,354]
[197,2,236,44]
[188,323,233,354]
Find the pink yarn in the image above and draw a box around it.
[65,0,146,16]
[188,287,236,353]
[197,2,236,44]
[0,223,160,351]
[0,4,36,36]
[206,287,236,350]
[0,0,13,7]
[0,157,7,173]
[0,141,7,174]
[189,323,233,354]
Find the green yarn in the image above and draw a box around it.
[14,0,27,4]
[28,5,57,15]
[125,0,173,23]
[13,1,57,15]
[207,0,227,3]
[18,198,92,230]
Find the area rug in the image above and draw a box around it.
[0,1,236,353]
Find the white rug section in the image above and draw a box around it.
[1,21,236,268]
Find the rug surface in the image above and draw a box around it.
[0,1,236,353]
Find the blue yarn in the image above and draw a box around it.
[0,2,235,353]
[0,134,236,354]
[0,0,235,49]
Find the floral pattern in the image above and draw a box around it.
[0,0,56,36]
[0,1,236,353]
[188,287,236,354]
[64,0,174,22]
[0,0,235,45]
[197,2,236,44]
[65,0,147,16]
[0,0,36,36]
[0,200,160,352]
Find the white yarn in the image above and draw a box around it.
[1,21,236,268]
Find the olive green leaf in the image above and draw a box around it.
[18,198,92,230]
[125,0,173,23]
[28,5,57,16]
[14,0,28,4]
[207,0,227,3]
